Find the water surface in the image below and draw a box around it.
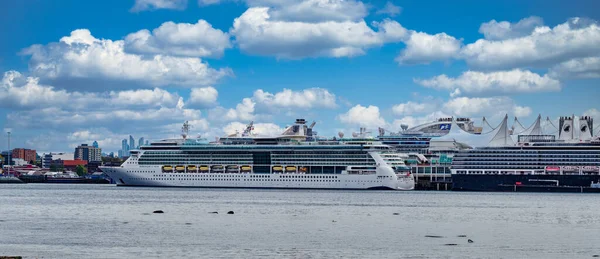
[1,184,599,258]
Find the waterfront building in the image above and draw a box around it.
[138,137,144,149]
[93,141,99,148]
[12,148,37,164]
[10,158,28,166]
[52,159,87,172]
[74,144,102,162]
[42,152,74,168]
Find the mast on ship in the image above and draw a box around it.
[242,121,254,137]
[181,121,191,140]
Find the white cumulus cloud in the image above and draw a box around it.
[248,0,368,22]
[230,7,407,59]
[415,69,561,95]
[1,70,182,110]
[21,29,231,90]
[479,16,544,40]
[130,0,187,12]
[108,88,180,107]
[461,17,600,69]
[338,104,386,129]
[253,88,336,110]
[124,19,231,58]
[376,1,401,17]
[549,56,600,78]
[443,96,532,118]
[395,31,462,65]
[188,86,219,108]
[391,101,432,116]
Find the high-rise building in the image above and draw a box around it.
[121,139,128,154]
[74,144,102,162]
[145,140,149,145]
[118,150,123,158]
[138,137,144,148]
[129,135,135,152]
[12,148,37,164]
[92,141,99,148]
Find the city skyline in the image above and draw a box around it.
[1,0,599,154]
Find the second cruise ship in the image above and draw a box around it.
[451,115,600,192]
[100,119,415,190]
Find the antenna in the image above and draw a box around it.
[4,128,11,168]
[243,121,254,137]
[308,121,316,129]
[181,121,191,140]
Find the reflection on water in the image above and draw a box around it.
[1,184,600,259]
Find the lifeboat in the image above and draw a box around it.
[272,166,283,172]
[211,165,224,172]
[162,166,173,172]
[299,167,308,173]
[175,165,185,172]
[187,165,197,172]
[285,166,297,172]
[199,166,209,172]
[226,165,240,173]
[241,165,252,172]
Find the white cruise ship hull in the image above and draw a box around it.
[100,166,415,190]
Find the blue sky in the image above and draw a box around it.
[1,0,599,153]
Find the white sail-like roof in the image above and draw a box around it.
[488,115,515,147]
[517,115,543,136]
[510,116,526,135]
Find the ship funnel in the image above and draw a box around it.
[559,115,575,141]
[579,116,594,140]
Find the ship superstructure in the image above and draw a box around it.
[100,119,415,190]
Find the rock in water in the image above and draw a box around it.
[468,239,474,243]
[153,210,164,214]
[227,211,234,214]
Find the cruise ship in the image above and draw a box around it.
[100,119,415,190]
[451,115,600,192]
